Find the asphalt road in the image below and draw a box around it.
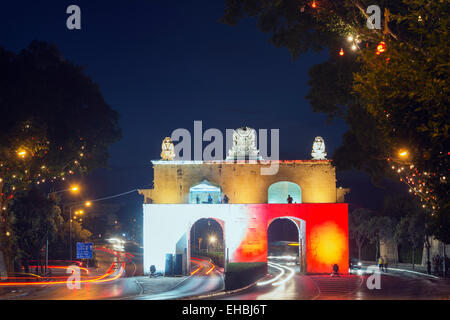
[0,248,224,300]
[213,262,450,300]
[2,249,449,300]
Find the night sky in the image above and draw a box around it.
[1,1,403,228]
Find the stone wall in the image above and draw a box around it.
[139,160,345,204]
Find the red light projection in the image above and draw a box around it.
[230,203,348,274]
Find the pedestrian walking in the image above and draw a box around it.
[383,256,388,272]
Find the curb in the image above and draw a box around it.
[361,264,440,279]
[385,267,440,279]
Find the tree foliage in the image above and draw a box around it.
[0,41,121,270]
[0,41,122,209]
[7,188,61,271]
[222,0,449,239]
[349,208,370,260]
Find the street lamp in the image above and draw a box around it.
[398,149,408,158]
[208,235,216,253]
[47,185,80,199]
[44,184,80,274]
[16,149,27,158]
[68,204,89,260]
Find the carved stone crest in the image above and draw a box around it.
[226,127,261,160]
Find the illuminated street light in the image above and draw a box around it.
[70,185,79,193]
[17,149,27,158]
[85,201,92,207]
[398,150,408,157]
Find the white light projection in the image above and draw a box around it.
[143,204,250,274]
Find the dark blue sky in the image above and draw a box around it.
[1,1,398,217]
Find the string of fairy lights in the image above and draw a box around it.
[387,157,445,212]
[0,124,87,208]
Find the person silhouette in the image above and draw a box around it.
[223,194,229,204]
[287,195,293,203]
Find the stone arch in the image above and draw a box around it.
[267,216,307,272]
[187,217,225,274]
[268,181,302,204]
[189,179,223,204]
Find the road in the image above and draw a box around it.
[134,257,224,300]
[2,249,449,300]
[0,246,142,300]
[0,247,224,300]
[214,261,450,300]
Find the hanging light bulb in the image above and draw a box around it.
[376,41,386,54]
[311,0,317,8]
[347,35,353,42]
[351,44,357,51]
[339,48,344,56]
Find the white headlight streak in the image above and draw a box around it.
[271,262,295,286]
[257,263,285,286]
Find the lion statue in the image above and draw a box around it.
[160,137,175,160]
[311,136,327,160]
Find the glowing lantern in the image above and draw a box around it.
[339,48,344,56]
[376,41,386,54]
[311,0,317,8]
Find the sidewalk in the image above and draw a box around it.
[362,260,443,278]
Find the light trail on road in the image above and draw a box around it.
[257,263,285,286]
[190,257,216,276]
[271,262,295,286]
[0,247,128,286]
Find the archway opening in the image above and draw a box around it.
[268,181,301,204]
[267,218,301,269]
[189,180,222,204]
[189,218,225,274]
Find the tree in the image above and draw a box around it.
[349,208,371,261]
[221,0,449,240]
[405,212,426,269]
[393,218,408,266]
[0,41,121,269]
[366,216,382,261]
[0,41,121,208]
[7,188,60,273]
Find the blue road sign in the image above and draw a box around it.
[76,242,93,259]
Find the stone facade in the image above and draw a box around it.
[139,160,348,204]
